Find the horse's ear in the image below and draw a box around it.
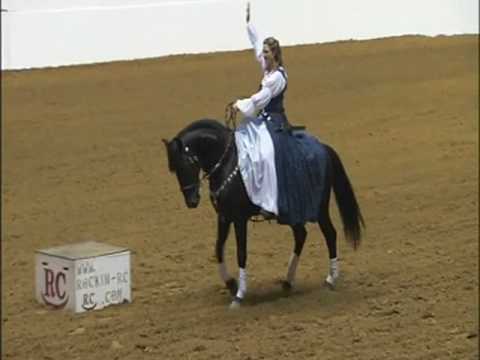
[172,137,184,153]
[162,137,182,153]
[164,137,183,172]
[162,138,175,172]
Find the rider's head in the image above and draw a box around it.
[263,37,283,70]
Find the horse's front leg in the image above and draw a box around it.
[216,215,237,296]
[230,218,248,309]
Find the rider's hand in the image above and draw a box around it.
[232,103,239,117]
[246,2,250,23]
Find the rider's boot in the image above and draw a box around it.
[259,209,276,220]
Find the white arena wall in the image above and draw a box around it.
[1,0,478,70]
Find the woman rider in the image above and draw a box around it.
[234,3,323,225]
[233,2,286,220]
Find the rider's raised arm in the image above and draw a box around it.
[247,23,263,62]
[246,3,266,71]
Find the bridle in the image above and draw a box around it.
[180,181,199,192]
[178,148,201,192]
[179,131,234,192]
[180,104,238,203]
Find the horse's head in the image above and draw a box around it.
[163,119,231,209]
[163,137,201,208]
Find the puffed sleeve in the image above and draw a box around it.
[262,71,287,98]
[234,98,256,118]
[235,87,272,118]
[235,70,286,118]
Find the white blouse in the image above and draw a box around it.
[235,22,287,118]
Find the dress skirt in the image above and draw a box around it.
[265,114,329,225]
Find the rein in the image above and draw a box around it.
[207,103,239,210]
[201,102,238,182]
[224,101,238,130]
[200,130,234,182]
[209,164,239,211]
[180,144,232,193]
[182,106,238,205]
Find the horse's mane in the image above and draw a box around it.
[177,118,229,139]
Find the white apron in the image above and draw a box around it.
[234,116,278,215]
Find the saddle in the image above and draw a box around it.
[284,122,306,134]
[272,116,306,134]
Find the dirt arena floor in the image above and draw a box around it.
[2,34,479,359]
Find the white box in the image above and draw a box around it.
[35,241,132,313]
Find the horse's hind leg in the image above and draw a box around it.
[216,215,237,296]
[283,224,307,290]
[318,189,339,289]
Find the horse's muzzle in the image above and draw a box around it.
[185,192,200,208]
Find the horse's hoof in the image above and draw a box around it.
[229,296,243,310]
[225,278,238,297]
[229,301,241,310]
[325,275,337,290]
[325,280,335,290]
[281,280,293,291]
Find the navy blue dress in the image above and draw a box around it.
[261,69,329,225]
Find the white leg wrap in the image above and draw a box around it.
[326,257,339,286]
[236,268,247,299]
[218,262,231,283]
[286,253,300,285]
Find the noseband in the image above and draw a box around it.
[181,182,199,192]
[179,150,201,193]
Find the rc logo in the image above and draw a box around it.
[40,262,70,308]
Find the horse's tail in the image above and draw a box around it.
[326,145,365,249]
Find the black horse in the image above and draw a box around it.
[163,119,364,308]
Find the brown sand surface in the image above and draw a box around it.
[2,35,479,359]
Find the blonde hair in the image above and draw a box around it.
[263,37,283,66]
